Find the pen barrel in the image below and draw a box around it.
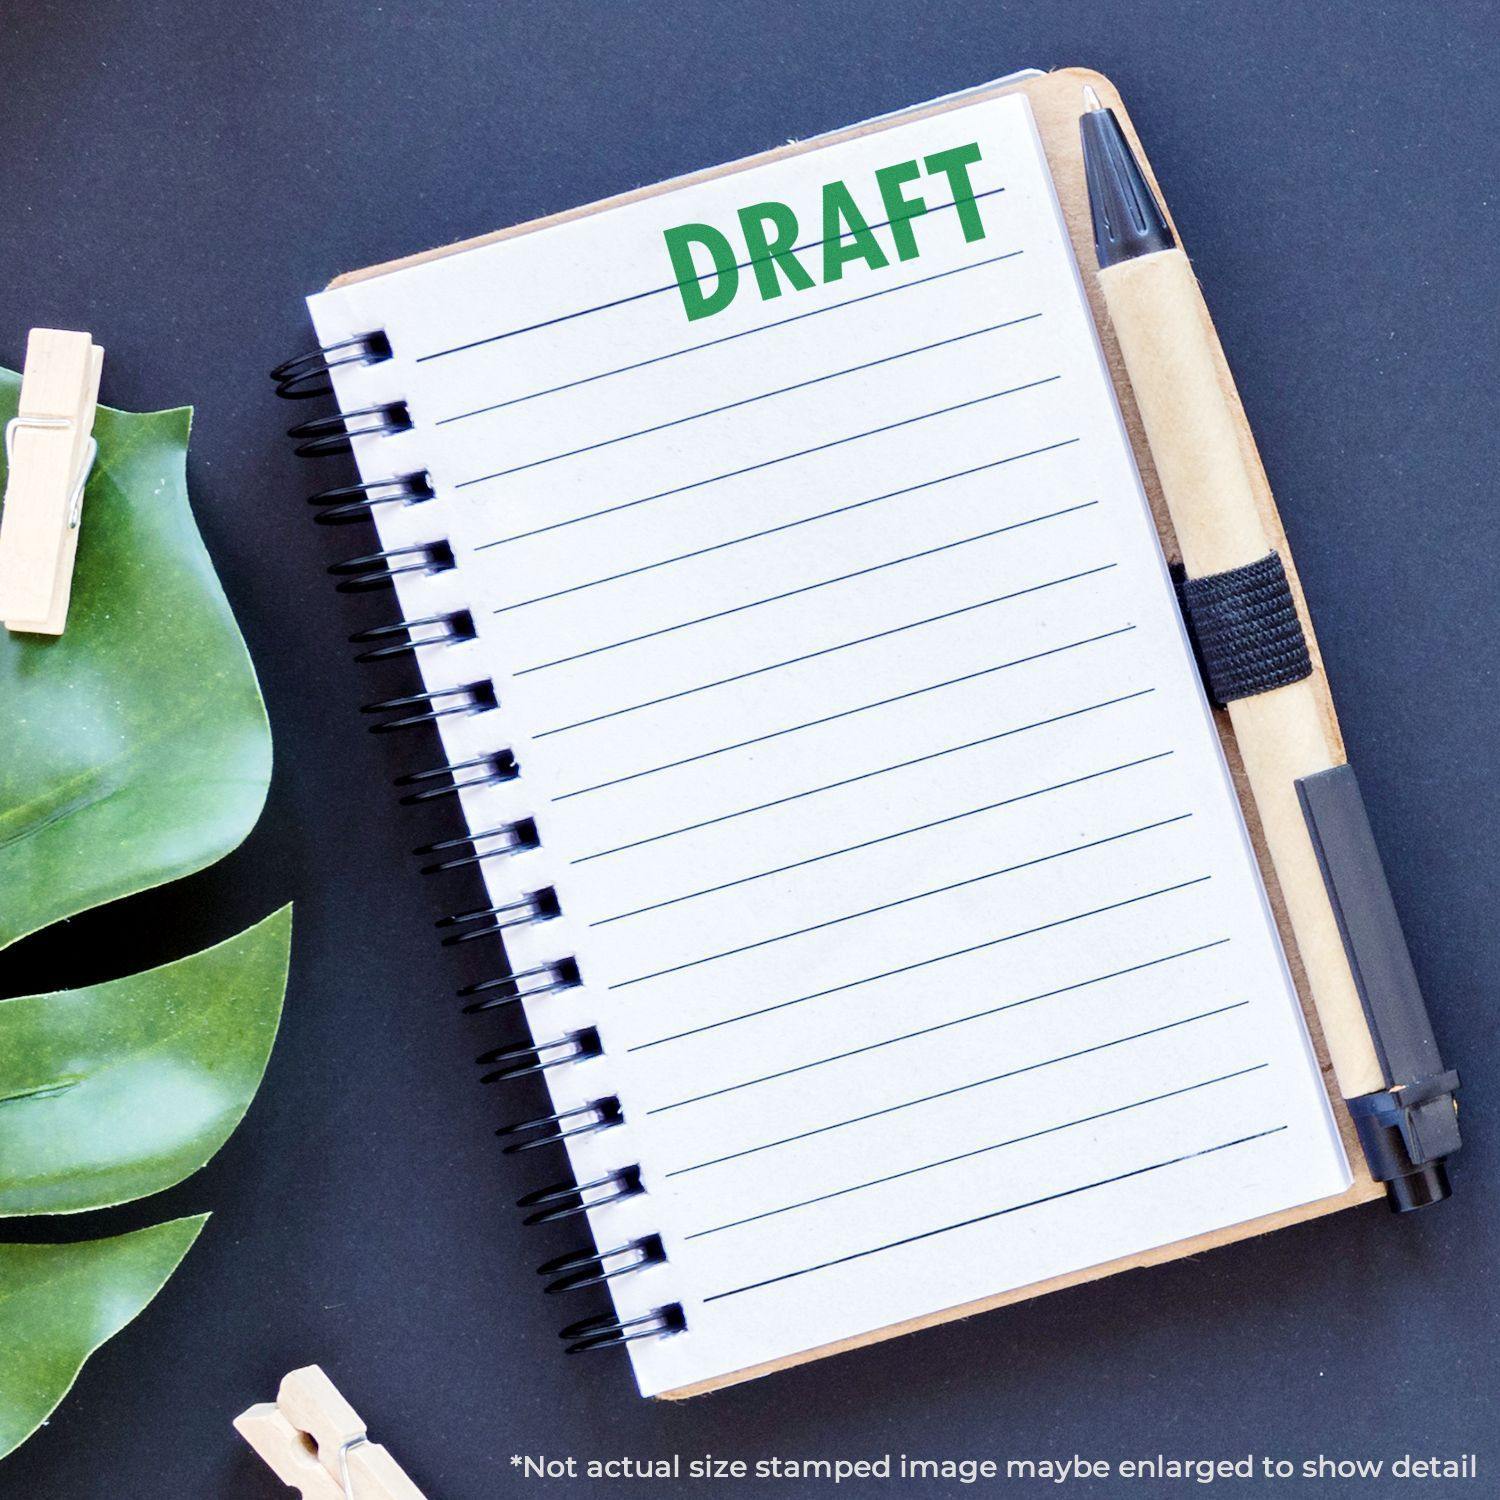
[1098,247,1385,1102]
[1097,250,1266,574]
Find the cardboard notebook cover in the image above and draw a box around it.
[329,67,1384,1396]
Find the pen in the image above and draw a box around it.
[1079,84,1459,1207]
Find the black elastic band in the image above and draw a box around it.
[1174,552,1311,707]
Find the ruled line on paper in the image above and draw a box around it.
[491,442,1084,610]
[684,1065,1270,1237]
[415,186,1009,363]
[628,878,1213,1051]
[532,566,1115,739]
[456,314,1044,489]
[470,382,1068,543]
[701,1126,1287,1303]
[513,502,1100,675]
[435,250,1026,425]
[574,691,1156,865]
[590,752,1173,927]
[551,626,1136,801]
[657,1003,1249,1161]
[610,814,1193,991]
[649,939,1232,1111]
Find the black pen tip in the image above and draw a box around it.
[1079,92,1176,269]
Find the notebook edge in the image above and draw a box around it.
[322,68,1049,292]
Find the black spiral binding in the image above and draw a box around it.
[538,1233,664,1293]
[312,472,437,526]
[274,334,684,1357]
[328,540,456,593]
[272,332,393,399]
[560,1306,688,1354]
[288,401,413,456]
[352,611,476,662]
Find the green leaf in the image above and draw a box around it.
[0,1216,207,1460]
[0,370,287,1461]
[0,368,271,952]
[0,906,291,1217]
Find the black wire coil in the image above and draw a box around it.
[437,887,561,945]
[311,471,436,525]
[276,345,684,1353]
[516,1166,644,1226]
[561,1306,687,1355]
[458,957,582,1014]
[539,1235,665,1294]
[395,747,517,802]
[288,400,413,456]
[477,1026,602,1083]
[328,540,455,593]
[351,611,478,663]
[361,679,497,734]
[271,331,393,399]
[497,1098,625,1155]
[415,818,540,874]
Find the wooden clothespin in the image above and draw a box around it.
[0,327,104,635]
[235,1365,428,1500]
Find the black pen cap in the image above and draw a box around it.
[1080,96,1176,269]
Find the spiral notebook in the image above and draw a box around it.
[287,73,1367,1398]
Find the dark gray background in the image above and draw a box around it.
[0,2,1494,1496]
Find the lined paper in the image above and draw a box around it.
[310,91,1349,1396]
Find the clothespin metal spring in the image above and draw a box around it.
[4,415,97,527]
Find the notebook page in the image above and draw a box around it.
[309,90,1350,1396]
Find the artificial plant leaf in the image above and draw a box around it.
[0,368,271,951]
[0,905,291,1217]
[0,1215,207,1461]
